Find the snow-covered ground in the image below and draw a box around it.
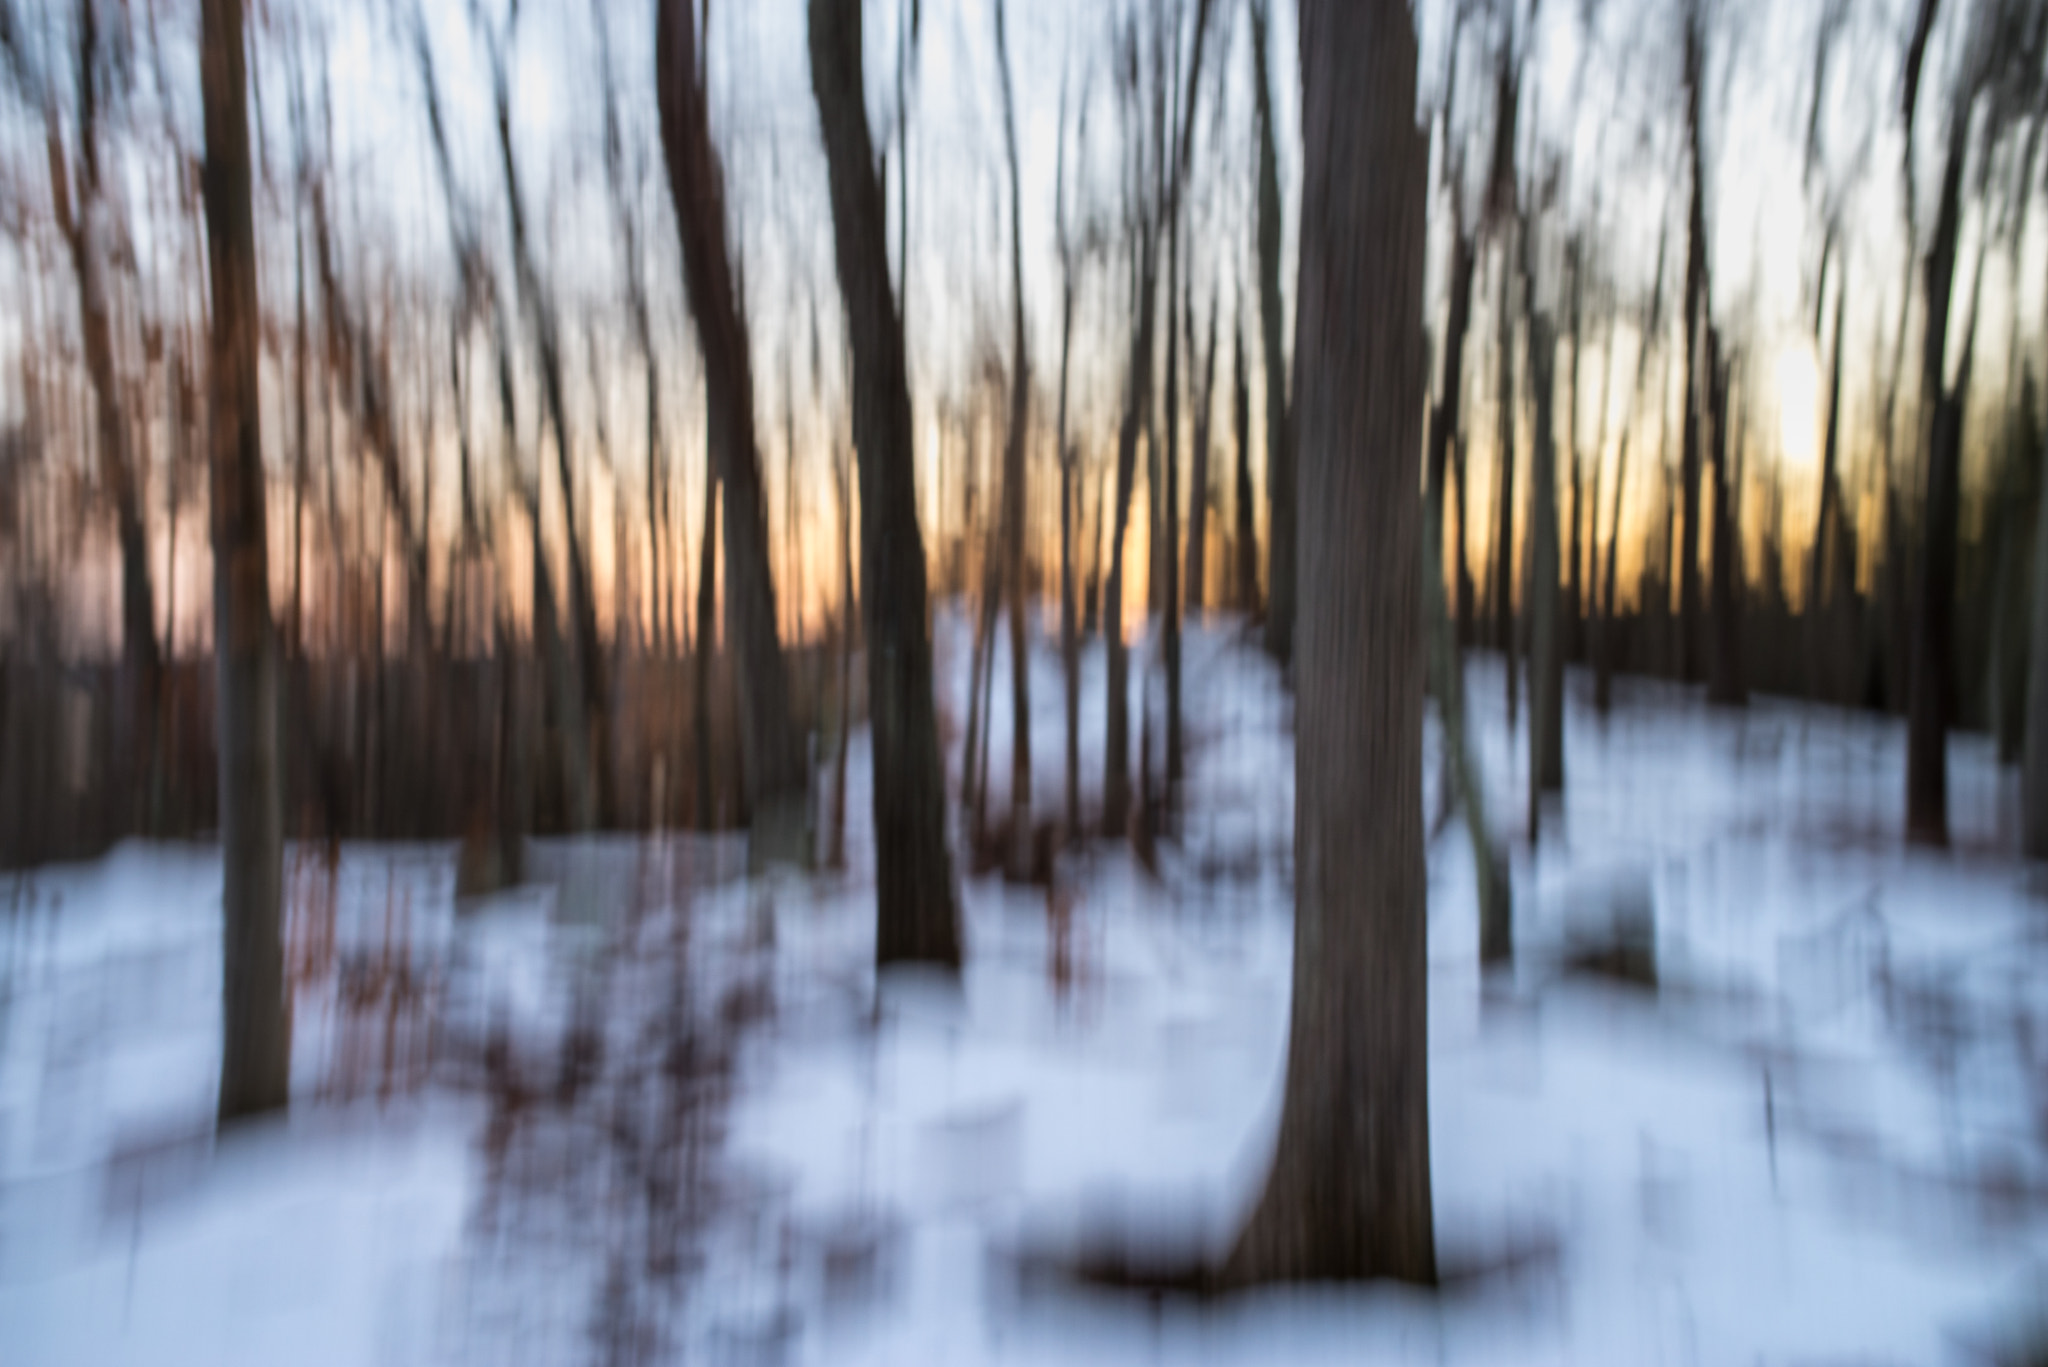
[3,612,2047,1365]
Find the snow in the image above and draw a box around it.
[4,613,2048,1364]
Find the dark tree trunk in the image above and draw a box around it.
[1104,239,1158,839]
[1162,193,1184,816]
[1251,0,1294,669]
[696,470,720,829]
[1185,289,1218,618]
[1565,242,1585,664]
[1224,0,1433,1288]
[1678,13,1709,686]
[1493,240,1518,722]
[1232,313,1259,613]
[1907,115,1969,848]
[656,0,807,863]
[1519,236,1563,823]
[830,446,855,869]
[2025,379,2048,856]
[1706,339,1746,706]
[1809,282,1846,700]
[1427,222,1476,607]
[809,0,960,970]
[203,0,289,1125]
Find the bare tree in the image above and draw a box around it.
[1232,311,1259,612]
[809,0,961,969]
[203,0,289,1124]
[1917,0,2044,844]
[1224,0,1434,1287]
[991,0,1032,876]
[26,1,164,832]
[1250,0,1293,669]
[656,0,809,864]
[1054,67,1088,842]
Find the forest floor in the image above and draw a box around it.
[3,611,2048,1365]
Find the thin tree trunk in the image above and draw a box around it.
[488,36,609,829]
[696,469,719,829]
[1185,289,1218,617]
[1104,235,1158,839]
[1225,0,1432,1285]
[995,0,1033,876]
[1232,312,1259,613]
[1519,233,1563,823]
[1056,89,1082,840]
[829,445,854,869]
[203,0,289,1124]
[1706,338,1746,706]
[1162,184,1184,818]
[1494,239,1519,723]
[809,0,960,970]
[1251,0,1294,669]
[1678,12,1709,686]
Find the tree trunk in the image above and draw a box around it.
[1104,235,1159,839]
[1224,0,1433,1287]
[1809,282,1846,701]
[490,43,610,829]
[2024,383,2048,857]
[656,0,807,864]
[809,0,960,970]
[1250,0,1294,670]
[1907,114,1969,848]
[47,102,161,836]
[1162,196,1184,817]
[203,0,289,1125]
[995,0,1032,876]
[695,470,719,829]
[1520,239,1563,825]
[1058,279,1081,842]
[1185,290,1218,618]
[830,446,854,869]
[1678,13,1709,686]
[1706,339,1746,706]
[1232,313,1259,613]
[1493,240,1518,723]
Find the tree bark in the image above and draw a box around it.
[203,0,289,1124]
[809,0,960,970]
[656,0,808,864]
[1224,0,1433,1287]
